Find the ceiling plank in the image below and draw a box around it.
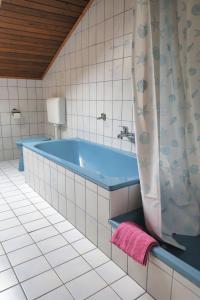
[0,27,64,41]
[0,20,67,37]
[0,14,72,33]
[0,42,57,55]
[0,46,55,56]
[0,52,51,63]
[0,59,48,68]
[0,33,61,48]
[61,0,88,7]
[0,8,75,27]
[29,0,85,12]
[0,0,91,79]
[1,2,77,23]
[3,0,81,17]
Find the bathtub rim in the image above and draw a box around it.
[23,138,140,191]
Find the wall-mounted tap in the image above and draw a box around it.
[97,113,106,121]
[117,126,135,143]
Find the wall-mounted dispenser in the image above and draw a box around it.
[46,97,65,139]
[11,108,21,120]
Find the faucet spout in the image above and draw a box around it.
[97,113,106,121]
[117,126,135,143]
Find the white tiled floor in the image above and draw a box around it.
[0,160,154,300]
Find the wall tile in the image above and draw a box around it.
[0,79,45,161]
[43,0,135,152]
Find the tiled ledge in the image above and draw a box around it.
[109,209,200,289]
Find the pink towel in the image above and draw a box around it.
[111,221,158,265]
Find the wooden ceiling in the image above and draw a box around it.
[0,0,90,79]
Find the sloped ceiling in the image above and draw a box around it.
[0,0,90,79]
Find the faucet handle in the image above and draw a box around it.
[119,126,129,133]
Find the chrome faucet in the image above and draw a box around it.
[97,113,106,121]
[117,126,135,143]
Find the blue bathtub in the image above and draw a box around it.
[24,138,140,191]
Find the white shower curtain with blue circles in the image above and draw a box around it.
[132,0,200,249]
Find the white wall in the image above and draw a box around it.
[43,0,136,152]
[0,78,46,161]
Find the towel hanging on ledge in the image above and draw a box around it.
[111,221,158,265]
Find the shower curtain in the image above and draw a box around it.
[133,0,200,248]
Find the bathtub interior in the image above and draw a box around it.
[35,139,138,179]
[25,139,140,190]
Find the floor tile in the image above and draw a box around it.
[30,226,59,242]
[37,234,68,254]
[88,286,121,300]
[23,218,51,232]
[14,255,51,282]
[22,269,62,300]
[54,220,74,233]
[7,244,41,266]
[0,199,7,205]
[37,286,73,300]
[0,244,5,255]
[0,210,15,221]
[62,228,84,243]
[34,201,51,210]
[18,211,44,224]
[0,217,20,231]
[83,248,110,268]
[0,284,26,300]
[0,203,11,212]
[72,238,96,254]
[96,260,126,284]
[55,256,91,283]
[45,245,79,267]
[46,213,65,224]
[138,293,154,300]
[0,255,10,272]
[2,234,34,253]
[9,199,32,209]
[40,207,57,217]
[66,270,107,300]
[5,194,26,203]
[111,276,145,300]
[0,268,18,292]
[14,205,37,216]
[0,225,26,242]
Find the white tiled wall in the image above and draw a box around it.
[43,0,136,152]
[0,78,46,161]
